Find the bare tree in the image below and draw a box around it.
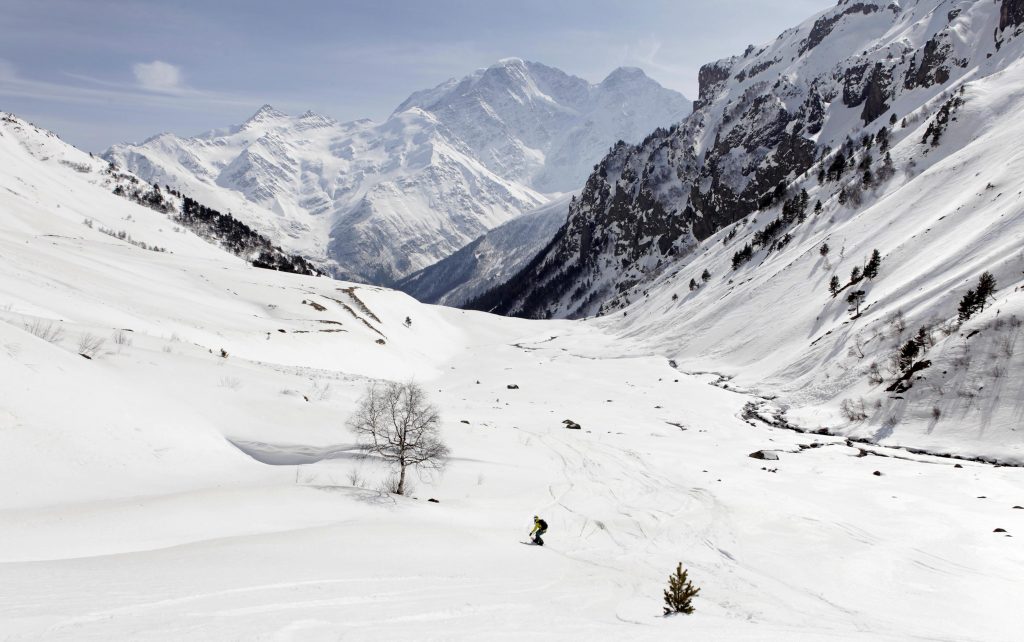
[347,381,449,495]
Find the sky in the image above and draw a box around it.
[0,0,835,152]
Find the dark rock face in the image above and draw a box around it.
[799,3,880,56]
[695,62,733,111]
[905,36,952,90]
[860,63,892,124]
[467,0,994,320]
[1000,0,1024,31]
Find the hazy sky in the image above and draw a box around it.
[0,0,834,152]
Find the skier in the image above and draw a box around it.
[529,515,548,546]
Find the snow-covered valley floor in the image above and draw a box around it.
[2,309,1022,640]
[0,114,1021,641]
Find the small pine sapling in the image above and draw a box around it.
[663,563,700,616]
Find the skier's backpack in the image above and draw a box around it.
[538,519,548,530]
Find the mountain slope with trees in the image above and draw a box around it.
[466,0,1024,459]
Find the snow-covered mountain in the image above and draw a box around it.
[396,194,570,306]
[468,0,1024,457]
[105,60,688,285]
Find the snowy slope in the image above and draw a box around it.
[1,112,1022,641]
[397,193,571,306]
[106,61,688,285]
[603,53,1024,462]
[468,0,1024,459]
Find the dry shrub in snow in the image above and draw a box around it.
[346,468,365,488]
[309,379,332,401]
[25,319,64,343]
[219,377,242,390]
[112,329,132,346]
[887,310,907,336]
[840,398,868,422]
[77,333,105,358]
[378,472,411,495]
[867,361,884,385]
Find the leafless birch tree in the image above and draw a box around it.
[346,381,449,495]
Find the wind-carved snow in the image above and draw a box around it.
[106,61,689,285]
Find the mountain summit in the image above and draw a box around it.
[105,61,688,284]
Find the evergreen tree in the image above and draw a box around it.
[701,269,711,283]
[958,272,998,322]
[859,152,873,171]
[850,266,862,283]
[957,289,978,322]
[827,152,847,181]
[814,200,823,214]
[689,278,699,291]
[829,275,841,297]
[663,563,700,616]
[976,271,997,307]
[898,339,921,371]
[877,127,890,153]
[820,242,830,257]
[731,243,754,270]
[863,249,881,279]
[772,182,787,204]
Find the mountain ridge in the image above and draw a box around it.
[106,60,689,285]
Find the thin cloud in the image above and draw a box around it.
[0,60,298,114]
[132,60,183,93]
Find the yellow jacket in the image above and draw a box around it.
[530,517,546,534]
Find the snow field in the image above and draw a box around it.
[0,96,1022,640]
